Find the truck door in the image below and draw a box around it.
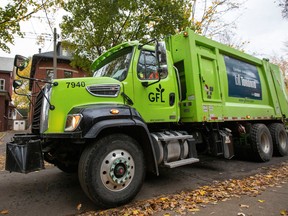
[197,54,223,120]
[131,49,179,123]
[198,54,222,102]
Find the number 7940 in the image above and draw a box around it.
[66,81,86,88]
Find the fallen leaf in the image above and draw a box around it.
[188,208,200,212]
[74,162,288,216]
[0,210,9,215]
[132,210,139,215]
[160,197,169,201]
[199,190,206,196]
[76,203,82,211]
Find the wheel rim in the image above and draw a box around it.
[260,133,270,154]
[279,131,287,150]
[100,149,135,191]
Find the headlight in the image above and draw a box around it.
[65,114,83,132]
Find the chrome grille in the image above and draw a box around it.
[86,84,120,97]
[31,90,44,134]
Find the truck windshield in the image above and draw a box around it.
[93,47,133,81]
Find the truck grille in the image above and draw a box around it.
[32,90,44,134]
[86,84,120,97]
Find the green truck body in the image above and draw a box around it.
[168,29,288,122]
[167,29,288,123]
[6,28,288,208]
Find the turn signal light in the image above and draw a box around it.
[110,109,120,115]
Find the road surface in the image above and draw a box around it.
[0,131,287,215]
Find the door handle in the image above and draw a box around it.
[169,93,175,106]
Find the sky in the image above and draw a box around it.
[232,0,288,58]
[0,0,288,59]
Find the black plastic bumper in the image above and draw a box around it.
[5,135,44,173]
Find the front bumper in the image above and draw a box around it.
[5,134,44,173]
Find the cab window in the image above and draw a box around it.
[137,50,159,80]
[93,47,133,81]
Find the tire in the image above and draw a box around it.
[250,124,273,162]
[78,134,145,208]
[268,123,288,156]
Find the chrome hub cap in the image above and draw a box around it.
[100,149,134,191]
[279,131,287,149]
[261,133,270,154]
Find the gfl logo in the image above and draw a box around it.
[148,84,165,103]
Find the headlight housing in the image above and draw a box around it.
[65,114,83,132]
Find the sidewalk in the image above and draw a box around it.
[193,182,288,216]
[79,162,288,216]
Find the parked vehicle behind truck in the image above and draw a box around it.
[6,28,288,208]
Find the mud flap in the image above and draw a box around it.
[219,129,234,159]
[5,139,44,173]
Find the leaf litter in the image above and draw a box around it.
[77,162,288,216]
[0,155,5,171]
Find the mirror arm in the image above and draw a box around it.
[35,81,55,110]
[16,68,54,85]
[13,88,28,97]
[141,73,161,88]
[13,88,33,106]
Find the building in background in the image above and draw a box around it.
[28,42,87,123]
[29,42,87,94]
[0,57,14,131]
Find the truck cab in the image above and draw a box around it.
[91,41,180,123]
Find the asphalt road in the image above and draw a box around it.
[0,132,287,216]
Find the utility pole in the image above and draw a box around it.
[53,28,57,79]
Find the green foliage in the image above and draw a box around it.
[0,0,62,53]
[60,0,194,70]
[61,0,242,71]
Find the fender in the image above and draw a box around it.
[84,118,139,138]
[68,104,159,175]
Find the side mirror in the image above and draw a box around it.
[13,80,23,89]
[158,42,167,65]
[158,65,168,79]
[14,55,29,71]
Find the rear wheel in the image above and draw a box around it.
[269,123,288,156]
[78,134,145,208]
[250,124,273,162]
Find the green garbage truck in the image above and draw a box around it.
[6,28,288,208]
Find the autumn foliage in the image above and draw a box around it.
[78,162,288,216]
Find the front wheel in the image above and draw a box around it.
[78,134,145,208]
